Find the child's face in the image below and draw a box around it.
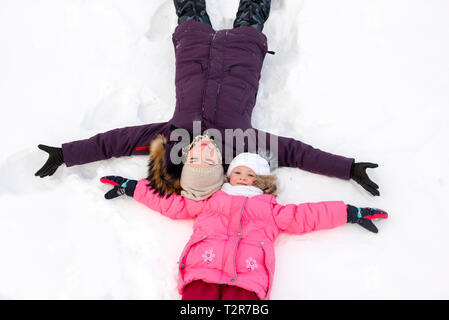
[186,137,220,168]
[229,166,257,186]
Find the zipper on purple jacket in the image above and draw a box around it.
[213,30,228,123]
[200,32,217,116]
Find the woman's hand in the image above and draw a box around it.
[35,145,64,178]
[350,162,380,196]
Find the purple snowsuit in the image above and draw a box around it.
[62,20,354,179]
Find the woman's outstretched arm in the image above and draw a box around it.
[35,121,169,177]
[249,127,354,179]
[250,128,380,195]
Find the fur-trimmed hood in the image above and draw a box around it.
[146,134,279,198]
[253,174,279,197]
[146,134,182,197]
[223,174,278,197]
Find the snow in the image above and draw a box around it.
[1,0,448,299]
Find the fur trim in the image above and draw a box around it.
[253,175,279,196]
[146,134,182,197]
[224,174,279,196]
[146,134,278,198]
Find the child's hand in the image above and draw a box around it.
[100,176,137,199]
[347,205,388,233]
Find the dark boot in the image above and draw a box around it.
[233,0,271,32]
[173,0,212,26]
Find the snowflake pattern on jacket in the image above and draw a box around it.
[246,257,258,271]
[202,249,215,264]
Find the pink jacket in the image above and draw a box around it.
[133,179,348,299]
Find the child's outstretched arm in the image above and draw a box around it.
[100,176,206,220]
[272,201,388,234]
[272,201,348,235]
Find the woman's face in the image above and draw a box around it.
[229,166,257,186]
[186,137,220,168]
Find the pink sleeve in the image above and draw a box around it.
[272,201,348,234]
[133,179,206,220]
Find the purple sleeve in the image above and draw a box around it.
[252,128,354,180]
[62,122,169,167]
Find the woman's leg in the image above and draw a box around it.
[233,0,271,32]
[182,280,221,300]
[174,0,212,26]
[221,284,259,300]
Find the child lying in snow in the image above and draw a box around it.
[100,149,388,300]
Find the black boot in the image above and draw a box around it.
[233,0,271,32]
[174,0,212,26]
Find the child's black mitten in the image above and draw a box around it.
[347,205,388,233]
[100,176,137,199]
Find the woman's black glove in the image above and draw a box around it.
[35,144,64,178]
[347,204,388,233]
[350,162,380,196]
[100,176,137,199]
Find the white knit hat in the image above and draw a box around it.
[226,152,270,177]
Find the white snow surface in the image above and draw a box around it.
[1,0,449,299]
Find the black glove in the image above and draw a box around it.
[35,144,64,178]
[347,204,388,233]
[100,176,137,199]
[350,162,380,196]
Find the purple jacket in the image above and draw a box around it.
[62,20,354,180]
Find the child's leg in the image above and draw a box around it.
[182,280,221,300]
[220,284,259,300]
[174,0,212,26]
[233,0,272,32]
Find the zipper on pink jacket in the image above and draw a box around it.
[259,241,272,300]
[231,197,248,283]
[179,235,208,284]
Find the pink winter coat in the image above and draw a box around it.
[133,179,348,300]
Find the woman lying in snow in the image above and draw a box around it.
[100,148,388,300]
[35,0,380,197]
